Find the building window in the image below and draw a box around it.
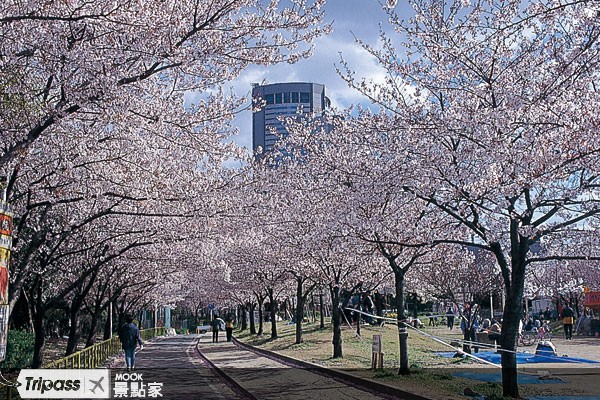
[283,92,291,103]
[265,94,274,105]
[275,93,282,104]
[291,92,299,103]
[300,92,310,103]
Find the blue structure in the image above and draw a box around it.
[165,306,171,329]
[251,82,330,155]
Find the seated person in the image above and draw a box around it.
[482,318,491,330]
[487,319,501,341]
[539,322,551,339]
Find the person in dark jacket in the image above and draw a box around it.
[446,307,455,330]
[211,316,221,343]
[561,304,575,340]
[119,314,143,371]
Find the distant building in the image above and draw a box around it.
[251,82,330,155]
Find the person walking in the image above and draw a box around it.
[561,304,575,340]
[446,307,455,330]
[225,315,235,342]
[211,316,221,343]
[118,314,143,371]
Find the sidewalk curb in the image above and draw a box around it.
[232,337,431,400]
[195,337,257,400]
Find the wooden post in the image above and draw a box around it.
[372,334,384,370]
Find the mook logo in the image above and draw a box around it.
[113,371,164,398]
[16,369,110,399]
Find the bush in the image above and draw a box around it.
[0,330,34,369]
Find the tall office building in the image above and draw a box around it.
[252,82,330,155]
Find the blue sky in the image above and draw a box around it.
[227,0,409,151]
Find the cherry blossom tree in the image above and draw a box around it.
[242,163,324,344]
[276,112,474,370]
[339,0,600,396]
[1,0,330,359]
[253,145,388,358]
[418,247,503,307]
[0,0,330,169]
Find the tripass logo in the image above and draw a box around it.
[16,369,110,399]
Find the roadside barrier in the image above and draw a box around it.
[344,307,505,366]
[44,327,166,369]
[1,327,166,400]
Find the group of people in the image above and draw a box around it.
[116,312,237,371]
[210,314,236,343]
[427,302,562,351]
[349,291,378,325]
[438,302,577,341]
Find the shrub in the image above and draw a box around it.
[0,330,34,369]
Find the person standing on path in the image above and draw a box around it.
[211,316,221,343]
[446,306,455,330]
[561,304,575,340]
[118,314,143,371]
[225,315,235,342]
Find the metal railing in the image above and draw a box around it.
[44,327,165,369]
[1,327,165,399]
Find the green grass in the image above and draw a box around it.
[235,318,594,399]
[236,319,478,399]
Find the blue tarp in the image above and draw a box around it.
[436,351,600,364]
[527,397,600,400]
[454,371,563,384]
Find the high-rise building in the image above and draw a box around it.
[251,82,330,155]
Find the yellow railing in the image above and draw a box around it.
[43,327,165,369]
[1,328,165,399]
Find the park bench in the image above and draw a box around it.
[476,331,497,348]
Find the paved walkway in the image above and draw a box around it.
[115,334,241,399]
[114,331,600,399]
[196,333,395,400]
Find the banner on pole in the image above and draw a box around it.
[0,201,12,362]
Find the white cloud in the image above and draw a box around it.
[223,0,413,150]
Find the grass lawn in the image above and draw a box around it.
[235,318,587,400]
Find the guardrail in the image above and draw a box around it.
[1,328,166,399]
[44,327,165,369]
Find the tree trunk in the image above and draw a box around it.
[500,288,522,398]
[31,310,46,368]
[330,285,343,358]
[492,237,526,399]
[462,315,472,354]
[374,291,384,319]
[66,308,81,355]
[11,290,33,332]
[249,303,256,334]
[30,285,46,369]
[257,297,264,336]
[394,270,410,375]
[356,302,361,336]
[319,291,325,329]
[85,308,101,348]
[295,278,304,344]
[103,301,114,340]
[267,287,278,339]
[412,292,418,320]
[86,297,107,347]
[240,305,248,331]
